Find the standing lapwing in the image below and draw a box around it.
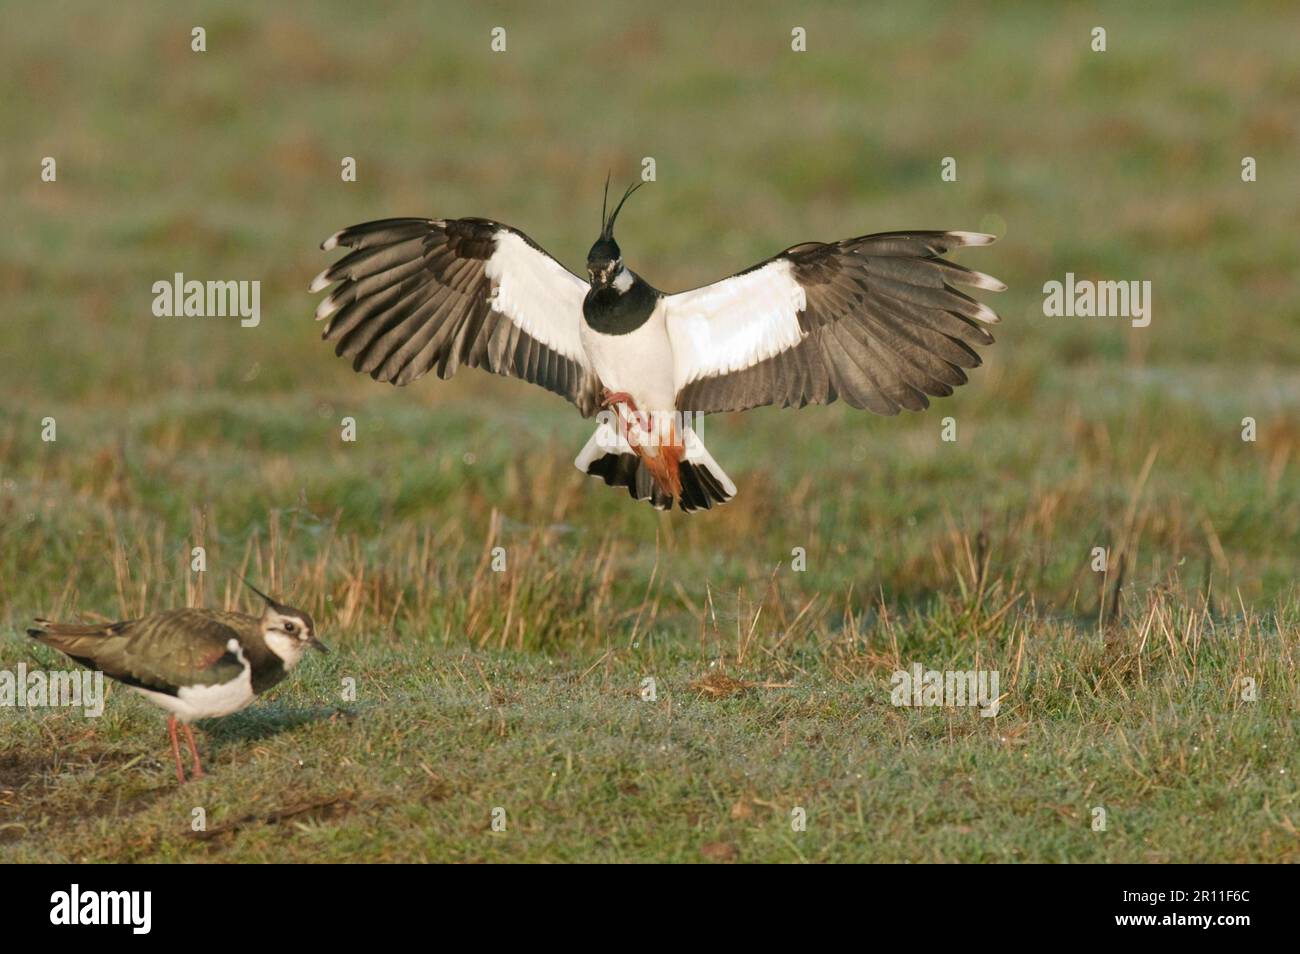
[27,583,325,783]
[310,180,1004,512]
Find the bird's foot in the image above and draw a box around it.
[601,389,639,412]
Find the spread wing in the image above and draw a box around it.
[665,231,1004,415]
[29,610,247,695]
[311,217,600,416]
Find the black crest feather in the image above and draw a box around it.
[601,180,644,240]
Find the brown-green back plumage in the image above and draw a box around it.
[27,608,286,695]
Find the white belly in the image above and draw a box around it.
[131,641,256,722]
[133,670,255,722]
[580,300,678,414]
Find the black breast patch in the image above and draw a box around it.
[582,275,659,335]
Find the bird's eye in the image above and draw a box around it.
[283,621,297,635]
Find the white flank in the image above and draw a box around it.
[132,639,254,722]
[579,296,678,413]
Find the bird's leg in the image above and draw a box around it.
[167,715,186,783]
[600,388,639,413]
[601,389,647,444]
[182,723,205,780]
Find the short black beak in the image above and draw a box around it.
[309,635,329,654]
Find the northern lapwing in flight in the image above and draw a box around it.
[27,583,325,783]
[311,180,1004,512]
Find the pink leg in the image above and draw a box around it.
[167,715,186,783]
[182,723,205,779]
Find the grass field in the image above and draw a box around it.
[1,1,1297,862]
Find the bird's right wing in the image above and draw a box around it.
[312,217,601,416]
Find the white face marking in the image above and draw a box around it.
[261,610,312,668]
[263,630,305,665]
[612,266,633,292]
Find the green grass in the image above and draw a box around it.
[4,599,1297,862]
[1,1,1298,862]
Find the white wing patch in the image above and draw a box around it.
[485,230,590,367]
[665,258,807,390]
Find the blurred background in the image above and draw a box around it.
[2,0,1297,630]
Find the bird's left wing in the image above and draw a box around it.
[30,611,245,694]
[312,217,600,416]
[665,231,1004,415]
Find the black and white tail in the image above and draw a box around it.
[575,419,736,513]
